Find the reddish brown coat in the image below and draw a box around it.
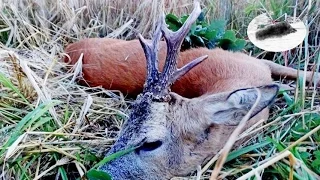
[64,38,275,98]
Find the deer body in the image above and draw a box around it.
[65,38,274,97]
[64,2,317,179]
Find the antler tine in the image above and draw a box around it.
[161,0,201,77]
[169,55,208,85]
[138,21,162,87]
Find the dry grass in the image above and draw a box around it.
[0,0,319,179]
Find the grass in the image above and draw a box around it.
[0,0,319,179]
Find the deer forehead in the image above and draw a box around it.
[139,101,192,139]
[140,103,170,139]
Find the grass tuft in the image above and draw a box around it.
[0,0,319,179]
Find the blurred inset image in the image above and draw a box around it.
[256,21,297,40]
[247,13,307,52]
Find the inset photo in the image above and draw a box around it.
[247,13,307,52]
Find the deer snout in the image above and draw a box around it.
[99,154,170,180]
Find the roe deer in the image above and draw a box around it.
[64,1,318,179]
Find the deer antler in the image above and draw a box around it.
[138,0,208,100]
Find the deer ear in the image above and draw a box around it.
[203,84,279,126]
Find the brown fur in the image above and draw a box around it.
[65,38,311,97]
[64,38,318,98]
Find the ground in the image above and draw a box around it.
[0,0,319,179]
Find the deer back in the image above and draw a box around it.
[64,38,273,98]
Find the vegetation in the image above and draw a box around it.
[0,0,319,179]
[165,12,246,51]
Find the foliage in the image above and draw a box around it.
[165,11,246,51]
[86,146,136,180]
[245,0,293,21]
[86,170,112,180]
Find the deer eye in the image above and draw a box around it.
[135,140,163,154]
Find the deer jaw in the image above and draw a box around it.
[99,85,279,179]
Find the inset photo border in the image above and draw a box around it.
[247,13,307,52]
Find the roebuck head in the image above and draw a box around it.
[99,1,279,179]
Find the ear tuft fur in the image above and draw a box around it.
[202,84,279,126]
[226,84,279,118]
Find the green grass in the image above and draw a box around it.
[0,0,320,179]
